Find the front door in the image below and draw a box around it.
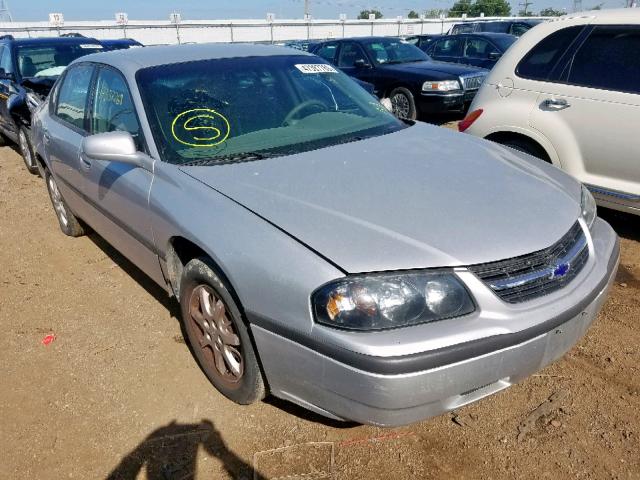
[81,65,163,284]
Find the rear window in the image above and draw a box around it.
[16,43,104,78]
[566,25,640,95]
[516,26,584,81]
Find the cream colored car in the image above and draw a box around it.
[461,9,640,215]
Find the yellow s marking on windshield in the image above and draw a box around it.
[171,108,231,147]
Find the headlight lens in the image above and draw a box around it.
[580,184,597,229]
[422,80,461,92]
[313,272,475,331]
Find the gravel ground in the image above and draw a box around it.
[1,144,639,480]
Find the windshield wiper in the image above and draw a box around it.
[181,151,278,166]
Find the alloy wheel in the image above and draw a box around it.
[19,129,34,168]
[391,92,411,119]
[188,285,244,386]
[47,175,69,228]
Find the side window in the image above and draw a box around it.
[91,67,141,145]
[337,42,368,67]
[55,64,94,130]
[566,26,640,95]
[482,22,508,33]
[315,43,338,64]
[432,38,464,57]
[0,46,11,74]
[464,38,492,58]
[516,26,584,81]
[511,23,531,36]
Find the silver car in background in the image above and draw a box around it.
[31,44,619,426]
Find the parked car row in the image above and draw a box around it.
[310,37,488,119]
[3,10,633,427]
[0,34,143,174]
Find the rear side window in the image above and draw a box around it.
[566,25,640,95]
[315,43,338,63]
[516,26,584,81]
[55,64,93,130]
[481,22,509,33]
[0,45,12,74]
[432,37,464,56]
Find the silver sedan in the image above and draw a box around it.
[31,44,619,426]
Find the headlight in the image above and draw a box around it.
[312,271,475,331]
[422,80,461,92]
[580,184,597,229]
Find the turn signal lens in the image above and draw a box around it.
[458,109,483,132]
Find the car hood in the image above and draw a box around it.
[380,60,486,77]
[180,123,581,274]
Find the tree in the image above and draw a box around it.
[469,0,511,16]
[424,8,448,18]
[448,0,473,16]
[539,7,565,15]
[408,10,420,18]
[358,9,383,19]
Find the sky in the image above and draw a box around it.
[5,0,630,21]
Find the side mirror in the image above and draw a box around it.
[81,131,153,171]
[354,59,371,69]
[488,51,502,61]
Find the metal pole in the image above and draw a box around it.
[175,23,181,44]
[370,21,374,35]
[270,22,274,43]
[304,0,309,18]
[230,22,234,42]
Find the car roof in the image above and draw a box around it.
[0,36,102,47]
[74,42,315,73]
[451,32,517,39]
[551,7,640,24]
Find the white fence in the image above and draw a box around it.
[0,17,545,45]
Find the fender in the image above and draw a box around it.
[483,124,561,168]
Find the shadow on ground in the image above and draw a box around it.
[599,207,640,242]
[107,419,265,480]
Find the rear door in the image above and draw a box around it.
[43,63,95,219]
[429,37,464,64]
[82,65,162,282]
[462,36,496,68]
[529,25,640,202]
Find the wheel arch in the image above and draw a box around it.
[485,130,556,165]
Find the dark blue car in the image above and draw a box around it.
[310,37,487,120]
[425,33,517,69]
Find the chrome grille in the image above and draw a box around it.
[462,75,485,91]
[469,222,589,304]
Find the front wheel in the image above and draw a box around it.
[179,257,266,405]
[389,87,417,121]
[18,127,39,175]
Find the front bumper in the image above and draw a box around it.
[251,219,619,426]
[417,91,465,114]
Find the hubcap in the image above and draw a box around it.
[391,93,411,119]
[47,175,68,227]
[188,285,243,384]
[19,130,33,167]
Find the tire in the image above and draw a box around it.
[499,138,550,163]
[18,126,39,175]
[44,168,87,237]
[389,87,417,121]
[179,257,266,405]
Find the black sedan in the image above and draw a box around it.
[425,33,517,69]
[310,37,487,120]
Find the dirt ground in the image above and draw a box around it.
[1,143,639,480]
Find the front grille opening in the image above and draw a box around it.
[469,222,589,304]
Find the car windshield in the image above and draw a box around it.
[363,39,430,65]
[16,43,104,78]
[136,55,405,165]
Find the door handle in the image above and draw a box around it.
[43,129,51,143]
[79,152,91,169]
[542,98,570,110]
